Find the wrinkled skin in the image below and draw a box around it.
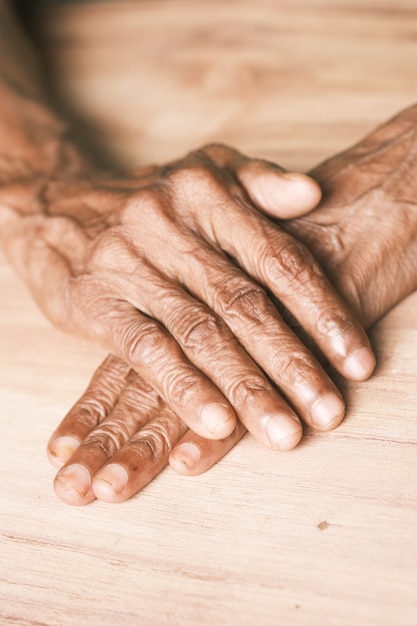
[48,105,417,505]
[2,139,375,451]
[288,105,417,328]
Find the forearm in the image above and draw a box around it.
[0,2,87,309]
[0,0,65,172]
[0,2,80,225]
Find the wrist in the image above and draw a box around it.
[0,78,85,209]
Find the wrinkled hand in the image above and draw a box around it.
[6,143,374,455]
[47,104,417,507]
[286,104,417,328]
[48,355,247,504]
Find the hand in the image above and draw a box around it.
[3,143,374,454]
[48,105,417,505]
[48,355,246,505]
[286,104,417,328]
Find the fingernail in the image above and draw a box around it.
[49,436,80,466]
[94,464,128,495]
[170,443,201,471]
[311,393,345,430]
[344,347,376,380]
[265,414,302,450]
[200,403,234,437]
[56,464,91,497]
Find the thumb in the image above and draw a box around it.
[237,161,322,219]
[200,143,322,218]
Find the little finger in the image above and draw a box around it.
[169,421,247,476]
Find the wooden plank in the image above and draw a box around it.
[1,2,417,624]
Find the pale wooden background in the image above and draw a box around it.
[1,1,417,625]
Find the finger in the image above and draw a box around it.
[92,408,188,503]
[141,277,304,448]
[47,355,132,468]
[162,243,345,432]
[73,282,237,441]
[169,421,247,476]
[53,372,163,505]
[196,195,375,381]
[157,152,374,382]
[114,215,346,433]
[105,215,345,434]
[201,143,322,218]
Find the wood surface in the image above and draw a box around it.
[1,1,417,624]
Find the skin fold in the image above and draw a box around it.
[4,1,415,505]
[48,105,417,505]
[0,0,377,486]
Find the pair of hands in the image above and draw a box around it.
[41,105,417,504]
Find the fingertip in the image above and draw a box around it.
[243,166,322,218]
[93,464,129,502]
[278,172,323,217]
[275,427,303,451]
[199,403,236,439]
[310,393,345,431]
[54,464,95,506]
[169,442,202,475]
[343,347,376,381]
[47,435,80,468]
[265,414,303,451]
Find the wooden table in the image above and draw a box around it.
[1,1,417,624]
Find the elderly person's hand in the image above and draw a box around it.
[287,104,417,328]
[47,103,417,505]
[2,137,374,450]
[0,0,375,504]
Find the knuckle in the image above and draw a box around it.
[121,185,180,242]
[131,407,186,461]
[226,375,272,409]
[314,308,355,342]
[271,352,319,389]
[73,396,108,424]
[163,369,203,409]
[167,162,217,195]
[83,423,125,457]
[264,239,317,287]
[64,400,104,433]
[89,229,129,270]
[121,186,165,224]
[123,321,170,367]
[172,305,229,351]
[218,279,271,325]
[160,151,225,197]
[132,422,173,461]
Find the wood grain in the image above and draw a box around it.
[1,1,417,625]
